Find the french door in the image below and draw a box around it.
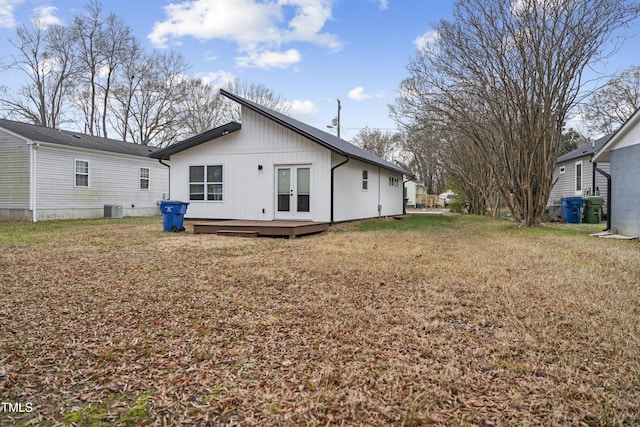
[275,165,311,220]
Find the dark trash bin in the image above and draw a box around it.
[561,197,583,224]
[582,196,604,224]
[160,200,189,232]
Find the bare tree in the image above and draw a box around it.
[219,79,290,123]
[107,39,144,142]
[119,50,190,146]
[395,0,640,227]
[174,78,225,138]
[2,20,78,127]
[392,124,446,194]
[581,65,640,136]
[95,12,135,139]
[71,0,107,135]
[351,127,399,161]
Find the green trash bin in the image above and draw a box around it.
[582,196,603,224]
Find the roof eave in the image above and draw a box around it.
[593,108,640,163]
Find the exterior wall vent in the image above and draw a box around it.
[104,205,123,218]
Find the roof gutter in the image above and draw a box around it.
[595,166,611,231]
[331,156,350,224]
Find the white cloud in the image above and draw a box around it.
[348,86,382,101]
[414,30,440,54]
[32,5,61,28]
[235,48,302,69]
[377,0,388,11]
[0,0,24,28]
[197,70,236,87]
[287,99,319,122]
[148,0,341,69]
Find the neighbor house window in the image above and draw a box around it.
[190,165,223,201]
[139,167,150,190]
[575,161,582,194]
[362,170,368,191]
[75,160,89,187]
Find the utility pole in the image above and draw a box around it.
[327,98,341,138]
[336,98,341,138]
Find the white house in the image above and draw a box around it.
[150,90,413,223]
[592,108,640,237]
[0,119,169,221]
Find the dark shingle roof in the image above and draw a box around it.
[0,118,159,157]
[219,90,414,177]
[557,133,613,163]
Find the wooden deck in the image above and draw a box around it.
[192,220,330,237]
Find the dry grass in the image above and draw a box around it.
[1,215,639,426]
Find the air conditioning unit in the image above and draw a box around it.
[104,204,123,218]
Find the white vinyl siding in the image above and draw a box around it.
[0,129,30,210]
[548,158,609,212]
[33,145,167,220]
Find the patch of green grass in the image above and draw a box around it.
[356,214,458,232]
[0,216,160,246]
[61,389,152,426]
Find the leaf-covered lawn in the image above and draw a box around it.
[1,216,639,426]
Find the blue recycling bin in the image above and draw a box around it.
[561,197,583,224]
[160,200,189,232]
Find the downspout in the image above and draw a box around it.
[158,159,170,199]
[330,156,349,224]
[595,167,611,231]
[29,142,39,222]
[592,161,597,195]
[378,167,381,218]
[403,178,411,215]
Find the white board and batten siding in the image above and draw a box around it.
[170,108,333,221]
[332,154,404,222]
[0,129,31,220]
[34,144,168,220]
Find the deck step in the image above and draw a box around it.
[216,230,259,237]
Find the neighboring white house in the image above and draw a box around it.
[0,119,169,221]
[548,134,612,215]
[592,108,640,237]
[405,180,424,208]
[150,90,414,223]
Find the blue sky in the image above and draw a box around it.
[1,0,639,139]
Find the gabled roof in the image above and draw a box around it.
[593,107,640,163]
[0,118,159,157]
[220,90,413,177]
[556,133,613,164]
[150,122,242,160]
[152,89,413,176]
